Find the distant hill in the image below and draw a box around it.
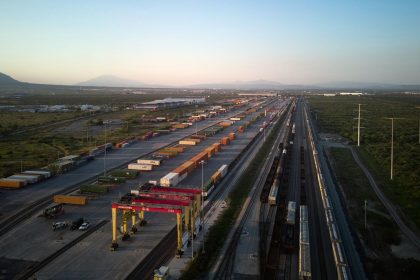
[0,72,22,85]
[189,79,309,90]
[76,75,159,88]
[316,81,420,90]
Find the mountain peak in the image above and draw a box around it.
[76,75,147,87]
[0,72,21,85]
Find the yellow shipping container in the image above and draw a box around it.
[54,195,87,205]
[211,170,222,183]
[0,179,24,188]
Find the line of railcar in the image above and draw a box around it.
[299,205,312,279]
[304,108,350,280]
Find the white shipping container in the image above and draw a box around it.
[131,190,140,195]
[178,172,188,183]
[179,140,197,146]
[218,164,228,177]
[8,175,37,184]
[137,159,161,166]
[127,163,153,171]
[286,210,296,225]
[23,170,51,178]
[160,172,179,187]
[288,201,297,212]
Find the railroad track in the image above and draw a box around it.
[125,228,177,280]
[15,219,109,280]
[212,113,286,279]
[125,103,285,280]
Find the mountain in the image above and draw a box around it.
[76,75,154,87]
[189,79,309,90]
[0,72,22,85]
[315,81,420,90]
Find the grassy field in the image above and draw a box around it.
[308,94,420,228]
[329,147,419,279]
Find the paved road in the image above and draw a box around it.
[349,147,420,250]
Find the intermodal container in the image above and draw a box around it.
[160,172,179,187]
[23,170,52,179]
[111,169,139,179]
[179,140,197,146]
[191,135,206,140]
[98,176,126,184]
[220,137,230,145]
[16,173,43,182]
[218,164,228,177]
[0,178,25,188]
[230,117,241,121]
[54,195,87,205]
[80,184,109,194]
[228,132,236,141]
[128,163,154,171]
[137,159,162,166]
[172,123,189,129]
[8,175,36,184]
[205,146,216,157]
[153,152,174,159]
[213,143,222,152]
[189,152,208,166]
[168,145,186,153]
[173,161,195,175]
[219,121,232,127]
[211,170,222,183]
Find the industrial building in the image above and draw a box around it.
[134,98,206,110]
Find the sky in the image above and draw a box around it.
[1,0,420,86]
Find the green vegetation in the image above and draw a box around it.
[330,147,420,279]
[308,94,420,228]
[180,112,284,279]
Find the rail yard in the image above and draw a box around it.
[2,92,413,280]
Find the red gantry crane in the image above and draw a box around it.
[111,187,202,257]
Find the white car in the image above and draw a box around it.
[78,222,90,231]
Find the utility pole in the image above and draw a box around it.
[416,106,420,144]
[191,206,194,260]
[357,104,361,146]
[200,160,205,254]
[354,104,364,147]
[104,124,107,176]
[364,200,367,230]
[385,117,405,180]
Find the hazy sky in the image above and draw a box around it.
[1,0,420,85]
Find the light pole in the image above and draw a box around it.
[200,160,205,254]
